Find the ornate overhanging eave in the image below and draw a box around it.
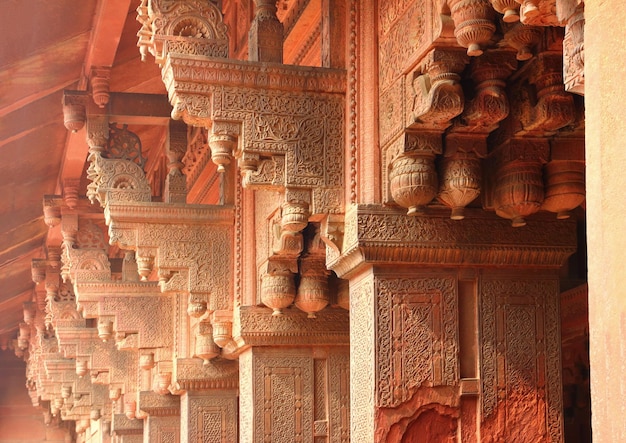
[329,204,578,278]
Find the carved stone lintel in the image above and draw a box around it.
[328,204,576,277]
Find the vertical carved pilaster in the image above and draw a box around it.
[479,274,563,442]
[248,0,284,63]
[559,0,585,95]
[348,268,460,442]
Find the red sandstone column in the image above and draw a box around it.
[585,1,626,441]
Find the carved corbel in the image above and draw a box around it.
[490,0,521,22]
[209,121,240,173]
[43,196,62,228]
[389,132,442,215]
[521,53,576,134]
[90,67,111,109]
[294,244,329,319]
[503,22,543,61]
[515,0,561,26]
[461,51,517,131]
[542,137,585,218]
[62,91,88,133]
[164,120,188,203]
[86,121,152,208]
[409,49,468,129]
[261,258,298,316]
[449,0,497,56]
[193,320,220,365]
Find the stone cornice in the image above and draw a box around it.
[105,202,234,226]
[162,54,346,97]
[237,306,349,347]
[138,391,180,417]
[329,205,577,277]
[112,413,143,435]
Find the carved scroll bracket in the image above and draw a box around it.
[408,49,468,130]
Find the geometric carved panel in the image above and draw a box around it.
[241,347,348,443]
[480,276,563,442]
[376,275,459,408]
[182,391,237,443]
[252,350,313,443]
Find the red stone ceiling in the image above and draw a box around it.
[0,0,165,341]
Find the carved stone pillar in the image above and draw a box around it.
[180,390,238,442]
[328,204,576,442]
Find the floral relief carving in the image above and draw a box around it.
[479,276,563,442]
[376,276,458,408]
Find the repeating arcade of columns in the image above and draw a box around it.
[15,0,588,442]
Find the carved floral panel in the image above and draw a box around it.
[480,276,562,442]
[376,275,459,408]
